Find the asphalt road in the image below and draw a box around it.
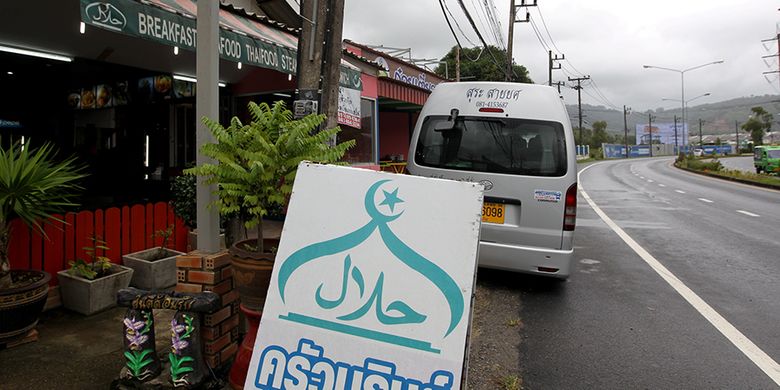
[509,157,779,389]
[718,156,756,173]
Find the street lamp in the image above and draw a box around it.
[643,60,724,151]
[662,93,711,149]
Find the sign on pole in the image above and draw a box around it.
[244,163,483,389]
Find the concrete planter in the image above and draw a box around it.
[122,247,185,290]
[57,264,133,315]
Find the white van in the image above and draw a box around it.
[407,82,577,279]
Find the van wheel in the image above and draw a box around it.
[756,167,762,174]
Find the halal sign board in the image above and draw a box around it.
[245,163,483,390]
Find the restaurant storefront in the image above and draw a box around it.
[344,40,449,167]
[0,0,378,207]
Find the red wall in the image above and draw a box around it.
[379,111,418,160]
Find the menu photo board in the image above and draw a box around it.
[67,81,130,109]
[244,163,484,390]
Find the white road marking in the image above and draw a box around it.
[698,198,714,203]
[737,210,760,217]
[658,184,666,187]
[640,176,645,179]
[647,179,654,183]
[579,163,780,386]
[675,190,686,194]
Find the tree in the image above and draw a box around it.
[590,120,611,148]
[741,106,772,146]
[435,45,533,83]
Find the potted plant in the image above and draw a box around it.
[122,225,185,290]
[185,101,354,311]
[0,141,86,343]
[57,234,133,315]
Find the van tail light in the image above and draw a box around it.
[563,182,577,231]
[479,107,504,113]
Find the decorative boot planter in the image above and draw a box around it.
[0,270,51,344]
[122,247,185,290]
[57,264,133,315]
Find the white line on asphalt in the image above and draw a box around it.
[647,179,654,183]
[675,190,686,194]
[579,163,780,386]
[698,198,714,203]
[640,176,645,179]
[659,184,666,187]
[737,210,760,217]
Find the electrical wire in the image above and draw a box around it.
[456,0,513,80]
[440,0,478,47]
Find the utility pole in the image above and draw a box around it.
[506,0,535,82]
[699,118,704,147]
[295,0,345,130]
[735,120,739,154]
[673,114,678,155]
[569,75,590,145]
[623,105,631,158]
[456,45,461,82]
[551,81,565,93]
[761,33,780,90]
[548,50,564,86]
[648,112,655,157]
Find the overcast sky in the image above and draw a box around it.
[341,0,780,114]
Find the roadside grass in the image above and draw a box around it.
[507,318,522,327]
[674,154,780,189]
[495,374,522,390]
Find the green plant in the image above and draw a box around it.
[0,141,86,289]
[170,174,196,229]
[185,101,354,255]
[68,234,112,280]
[152,224,174,259]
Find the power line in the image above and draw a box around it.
[442,0,478,47]
[456,0,512,80]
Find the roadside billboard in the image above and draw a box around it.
[244,163,483,389]
[635,123,689,145]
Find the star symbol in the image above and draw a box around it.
[379,188,404,213]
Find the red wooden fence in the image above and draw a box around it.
[7,202,189,286]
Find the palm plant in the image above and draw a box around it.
[0,141,86,289]
[185,101,354,255]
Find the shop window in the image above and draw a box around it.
[339,98,375,164]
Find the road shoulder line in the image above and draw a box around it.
[578,163,780,386]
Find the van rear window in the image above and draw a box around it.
[767,149,780,158]
[414,116,568,176]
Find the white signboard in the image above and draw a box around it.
[244,163,483,390]
[338,86,362,128]
[635,122,689,145]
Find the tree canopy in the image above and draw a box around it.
[434,45,533,83]
[741,106,772,146]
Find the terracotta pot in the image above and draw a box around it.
[228,305,261,390]
[229,238,278,312]
[0,270,50,343]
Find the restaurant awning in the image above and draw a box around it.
[79,0,361,89]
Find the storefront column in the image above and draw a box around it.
[195,0,220,252]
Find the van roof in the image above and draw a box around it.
[423,82,568,123]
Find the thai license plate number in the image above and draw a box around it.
[481,202,505,224]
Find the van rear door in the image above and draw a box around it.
[412,115,569,250]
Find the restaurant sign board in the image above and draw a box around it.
[244,163,483,389]
[80,0,361,89]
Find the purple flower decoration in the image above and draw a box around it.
[124,318,145,331]
[171,338,189,354]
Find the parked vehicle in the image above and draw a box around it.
[407,82,577,279]
[754,145,780,174]
[693,148,704,157]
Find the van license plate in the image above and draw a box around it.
[482,202,505,224]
